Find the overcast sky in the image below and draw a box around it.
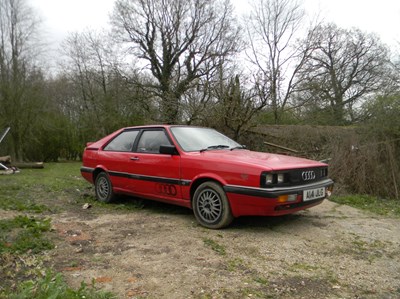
[30,0,400,52]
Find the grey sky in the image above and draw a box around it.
[30,0,400,53]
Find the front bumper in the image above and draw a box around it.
[224,179,334,217]
[224,178,334,198]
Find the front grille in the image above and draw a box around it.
[289,167,328,185]
[260,167,328,188]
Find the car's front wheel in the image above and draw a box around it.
[95,172,116,203]
[192,181,233,229]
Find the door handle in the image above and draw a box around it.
[130,157,139,161]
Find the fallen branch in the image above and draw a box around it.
[13,162,44,169]
[263,141,299,153]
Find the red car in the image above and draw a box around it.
[81,125,333,229]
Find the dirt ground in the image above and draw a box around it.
[45,196,400,299]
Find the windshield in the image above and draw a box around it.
[170,127,240,152]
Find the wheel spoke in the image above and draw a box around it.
[97,176,110,200]
[197,188,222,224]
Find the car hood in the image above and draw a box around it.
[197,150,326,171]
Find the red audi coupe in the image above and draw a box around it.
[81,125,334,228]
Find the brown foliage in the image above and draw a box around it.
[245,125,400,199]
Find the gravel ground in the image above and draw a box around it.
[48,199,400,299]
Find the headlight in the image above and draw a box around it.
[277,173,285,184]
[265,174,274,184]
[261,172,288,187]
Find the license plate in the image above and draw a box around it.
[303,187,325,201]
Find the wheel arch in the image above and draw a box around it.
[190,178,234,229]
[189,176,227,208]
[92,167,107,182]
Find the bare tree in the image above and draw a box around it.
[61,31,112,133]
[296,23,390,124]
[59,30,152,140]
[111,0,240,124]
[245,0,311,124]
[0,0,43,160]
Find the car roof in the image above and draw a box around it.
[121,124,205,130]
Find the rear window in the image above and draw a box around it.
[103,130,139,152]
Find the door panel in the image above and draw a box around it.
[98,130,139,190]
[128,153,181,200]
[128,129,182,201]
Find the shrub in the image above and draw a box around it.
[245,125,400,200]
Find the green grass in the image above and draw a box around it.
[0,216,55,296]
[330,194,400,217]
[226,257,246,272]
[0,162,87,212]
[288,262,319,272]
[203,238,226,256]
[5,272,115,299]
[0,162,118,298]
[0,216,53,254]
[253,277,269,285]
[0,162,143,212]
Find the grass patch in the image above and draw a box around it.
[226,257,245,272]
[253,277,269,285]
[288,262,319,272]
[0,162,142,213]
[0,216,54,296]
[0,162,87,212]
[336,235,389,263]
[0,216,53,254]
[240,287,271,298]
[0,199,49,213]
[203,238,226,256]
[330,194,400,217]
[0,162,120,298]
[4,271,115,299]
[0,214,116,298]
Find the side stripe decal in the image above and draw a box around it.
[108,170,185,185]
[80,167,191,186]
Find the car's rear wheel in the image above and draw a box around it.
[95,172,116,203]
[192,181,233,229]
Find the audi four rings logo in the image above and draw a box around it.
[302,170,316,181]
[156,183,177,196]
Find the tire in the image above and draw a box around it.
[94,172,116,203]
[192,181,233,229]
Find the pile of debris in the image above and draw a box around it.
[0,127,19,175]
[0,157,19,175]
[0,127,44,174]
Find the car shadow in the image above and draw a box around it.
[110,196,313,231]
[112,195,193,216]
[230,213,306,231]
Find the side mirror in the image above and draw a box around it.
[159,145,179,155]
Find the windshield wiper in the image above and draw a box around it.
[200,145,230,152]
[230,145,247,151]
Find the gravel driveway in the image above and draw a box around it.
[52,199,400,298]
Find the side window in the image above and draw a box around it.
[104,130,139,152]
[136,130,171,153]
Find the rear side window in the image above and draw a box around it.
[104,130,139,152]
